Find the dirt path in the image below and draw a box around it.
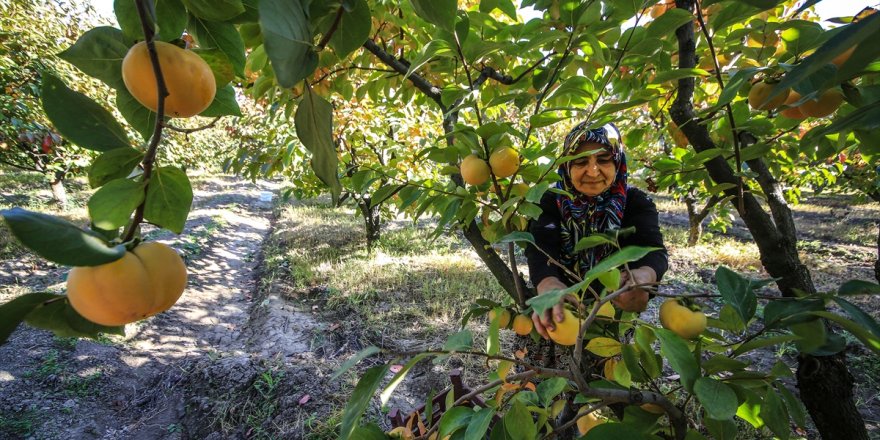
[0,176,291,439]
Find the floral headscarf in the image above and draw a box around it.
[555,121,628,281]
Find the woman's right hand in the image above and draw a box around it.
[531,277,572,340]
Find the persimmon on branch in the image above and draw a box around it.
[122,0,168,243]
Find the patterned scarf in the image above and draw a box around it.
[555,121,628,282]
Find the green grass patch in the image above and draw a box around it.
[0,409,41,438]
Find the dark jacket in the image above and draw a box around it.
[525,187,668,287]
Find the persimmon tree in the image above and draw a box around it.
[0,0,879,439]
[0,0,105,205]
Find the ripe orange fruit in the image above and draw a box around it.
[780,91,806,119]
[67,242,187,326]
[659,298,707,339]
[748,81,789,111]
[460,154,490,185]
[513,314,533,336]
[547,308,580,346]
[798,89,844,118]
[831,46,856,67]
[489,308,511,328]
[122,41,216,118]
[489,147,520,178]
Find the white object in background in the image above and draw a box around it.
[259,191,273,202]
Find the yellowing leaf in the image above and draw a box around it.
[586,337,622,357]
[497,360,513,383]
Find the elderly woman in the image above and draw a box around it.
[526,122,668,340]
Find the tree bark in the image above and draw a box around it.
[357,197,381,253]
[49,172,68,207]
[874,222,880,283]
[672,2,867,438]
[685,193,719,246]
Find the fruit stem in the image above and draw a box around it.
[122,0,169,243]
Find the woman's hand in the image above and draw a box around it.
[612,267,656,312]
[531,277,575,340]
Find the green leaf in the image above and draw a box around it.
[760,388,791,440]
[487,307,501,356]
[182,0,244,21]
[810,310,880,355]
[701,355,749,375]
[410,0,457,32]
[768,12,880,103]
[189,15,246,78]
[200,83,242,117]
[647,8,694,39]
[329,0,371,59]
[339,364,390,440]
[833,297,880,338]
[404,40,455,81]
[89,147,144,188]
[116,87,158,141]
[115,0,187,43]
[144,167,193,234]
[295,89,342,203]
[597,268,621,293]
[88,179,146,230]
[349,423,386,440]
[0,292,59,344]
[655,328,700,392]
[194,48,236,86]
[443,329,473,352]
[576,246,660,287]
[574,234,614,252]
[536,377,568,406]
[650,68,711,84]
[58,27,129,89]
[504,400,536,440]
[380,353,431,405]
[41,74,130,152]
[583,423,644,439]
[715,266,757,323]
[370,184,405,209]
[260,0,318,87]
[762,298,824,329]
[525,288,567,317]
[331,346,380,381]
[155,0,189,41]
[439,406,474,438]
[776,383,807,429]
[710,68,759,111]
[705,417,738,440]
[0,208,125,266]
[838,280,880,296]
[694,378,738,420]
[496,231,536,246]
[23,294,125,338]
[464,407,495,440]
[733,334,801,357]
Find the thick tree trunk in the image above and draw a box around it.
[672,2,867,438]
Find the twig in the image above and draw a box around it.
[122,0,168,243]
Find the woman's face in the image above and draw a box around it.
[568,142,616,196]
